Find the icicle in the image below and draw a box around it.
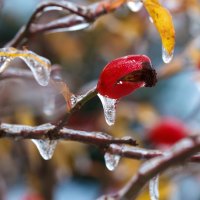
[32,139,57,160]
[162,46,174,63]
[127,0,143,12]
[98,93,117,126]
[149,175,159,200]
[31,123,57,160]
[104,144,121,171]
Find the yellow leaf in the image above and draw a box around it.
[144,0,175,60]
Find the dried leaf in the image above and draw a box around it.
[101,0,126,11]
[51,80,74,112]
[143,0,175,58]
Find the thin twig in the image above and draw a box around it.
[5,0,126,48]
[0,122,137,147]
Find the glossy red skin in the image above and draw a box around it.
[97,55,151,99]
[148,118,187,146]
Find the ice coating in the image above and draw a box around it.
[20,51,51,86]
[104,145,121,171]
[32,139,57,160]
[149,175,159,200]
[0,56,13,73]
[162,46,174,63]
[127,0,143,12]
[98,93,117,126]
[0,47,51,86]
[43,15,90,33]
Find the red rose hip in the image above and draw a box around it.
[97,55,157,126]
[97,55,157,99]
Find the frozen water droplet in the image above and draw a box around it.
[31,123,57,160]
[98,93,117,126]
[162,46,173,63]
[127,0,143,12]
[32,139,57,160]
[149,175,159,200]
[149,16,153,23]
[20,53,51,86]
[43,94,56,116]
[104,144,121,171]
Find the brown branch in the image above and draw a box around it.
[0,122,137,147]
[47,86,98,136]
[99,136,200,199]
[5,0,126,48]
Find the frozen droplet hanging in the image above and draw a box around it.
[162,46,173,64]
[32,139,57,160]
[98,93,117,126]
[104,144,120,171]
[31,123,57,160]
[127,0,143,12]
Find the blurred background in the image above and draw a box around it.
[1,0,200,199]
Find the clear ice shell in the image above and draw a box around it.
[127,0,143,12]
[32,139,57,160]
[20,53,51,86]
[162,46,174,64]
[97,93,117,126]
[104,144,121,171]
[0,48,51,86]
[149,175,159,200]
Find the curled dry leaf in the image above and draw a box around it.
[143,0,175,62]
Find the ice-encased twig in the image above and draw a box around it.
[0,47,51,86]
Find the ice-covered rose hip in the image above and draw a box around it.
[97,55,157,126]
